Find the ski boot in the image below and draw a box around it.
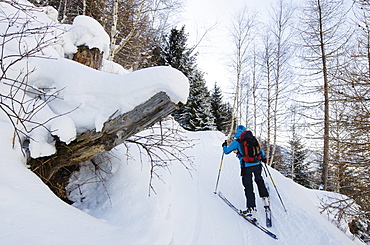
[262,196,270,208]
[240,207,257,222]
[262,196,272,227]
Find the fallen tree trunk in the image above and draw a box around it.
[72,45,103,70]
[28,92,176,200]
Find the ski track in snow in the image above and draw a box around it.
[0,126,364,244]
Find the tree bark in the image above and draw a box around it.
[317,0,330,191]
[72,45,103,70]
[28,91,176,196]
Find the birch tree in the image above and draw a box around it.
[227,8,257,139]
[261,32,274,162]
[264,0,295,166]
[251,46,259,133]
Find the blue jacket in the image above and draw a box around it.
[223,125,266,168]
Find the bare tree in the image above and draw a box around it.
[250,45,262,134]
[261,32,274,162]
[106,0,182,69]
[239,41,264,134]
[227,8,257,139]
[107,0,146,62]
[325,1,370,239]
[300,0,350,190]
[266,0,295,166]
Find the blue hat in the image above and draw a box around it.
[234,125,247,139]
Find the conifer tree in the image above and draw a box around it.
[288,137,310,188]
[157,26,215,131]
[182,70,215,131]
[158,26,195,77]
[211,83,223,131]
[211,83,232,133]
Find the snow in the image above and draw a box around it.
[28,57,189,134]
[0,0,189,157]
[0,1,365,245]
[63,15,110,58]
[0,123,364,244]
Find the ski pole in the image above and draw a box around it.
[214,152,225,194]
[263,163,287,212]
[262,162,268,177]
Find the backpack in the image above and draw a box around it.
[237,131,261,163]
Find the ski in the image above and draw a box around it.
[265,206,272,228]
[218,191,278,240]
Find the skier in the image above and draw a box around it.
[222,125,270,219]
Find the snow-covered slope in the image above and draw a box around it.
[0,125,364,244]
[0,1,364,244]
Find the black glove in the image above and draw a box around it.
[222,140,227,147]
[262,159,267,163]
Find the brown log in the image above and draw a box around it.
[28,91,176,184]
[72,45,103,70]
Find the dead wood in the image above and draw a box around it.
[28,91,176,200]
[72,45,103,70]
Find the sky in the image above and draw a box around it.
[179,0,276,92]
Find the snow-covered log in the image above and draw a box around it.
[28,91,176,198]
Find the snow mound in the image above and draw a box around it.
[0,0,189,158]
[63,15,110,59]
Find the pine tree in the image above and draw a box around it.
[157,26,195,77]
[211,83,232,133]
[180,69,214,131]
[211,83,223,131]
[288,137,310,188]
[157,26,215,131]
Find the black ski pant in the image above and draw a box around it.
[241,164,269,208]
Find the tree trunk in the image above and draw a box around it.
[28,91,176,200]
[318,0,330,191]
[264,35,273,166]
[108,0,119,61]
[72,45,103,70]
[228,8,256,140]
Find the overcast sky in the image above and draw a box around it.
[179,0,276,92]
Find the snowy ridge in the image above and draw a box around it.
[0,127,364,244]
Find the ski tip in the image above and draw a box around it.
[267,232,278,240]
